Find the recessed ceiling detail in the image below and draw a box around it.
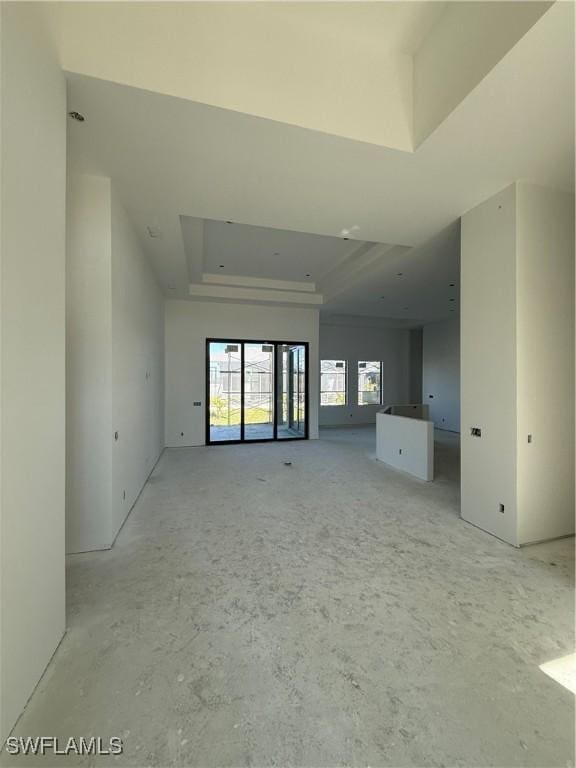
[64,1,573,322]
[200,218,359,284]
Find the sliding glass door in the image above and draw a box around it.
[207,340,308,444]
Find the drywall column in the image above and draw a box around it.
[461,182,574,546]
[0,4,66,741]
[515,183,574,544]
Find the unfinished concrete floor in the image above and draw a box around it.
[7,428,574,767]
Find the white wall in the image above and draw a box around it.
[67,174,164,553]
[409,328,423,404]
[376,412,434,482]
[0,3,66,741]
[422,318,460,432]
[515,183,574,545]
[111,188,164,536]
[165,300,319,446]
[319,321,411,426]
[461,184,518,545]
[461,182,574,547]
[67,175,112,552]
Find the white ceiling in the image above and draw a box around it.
[325,223,460,323]
[50,2,551,150]
[49,1,453,151]
[248,2,448,55]
[65,0,573,325]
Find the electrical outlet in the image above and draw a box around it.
[499,503,505,513]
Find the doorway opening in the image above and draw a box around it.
[206,339,309,444]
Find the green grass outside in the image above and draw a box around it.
[210,399,272,426]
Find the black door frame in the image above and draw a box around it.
[205,338,309,445]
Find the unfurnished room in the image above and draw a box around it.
[0,2,574,767]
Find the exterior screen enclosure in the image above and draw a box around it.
[358,361,383,405]
[207,340,308,443]
[320,360,347,406]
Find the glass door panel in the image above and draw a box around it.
[244,343,274,441]
[208,341,242,442]
[276,345,290,438]
[296,346,306,434]
[277,344,306,439]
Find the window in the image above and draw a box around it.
[358,361,382,405]
[320,360,347,406]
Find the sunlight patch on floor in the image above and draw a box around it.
[540,653,576,694]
